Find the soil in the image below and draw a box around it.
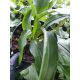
[10,24,34,63]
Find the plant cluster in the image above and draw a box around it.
[10,0,70,80]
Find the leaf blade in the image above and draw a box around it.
[22,8,32,31]
[43,14,68,28]
[30,40,43,74]
[38,28,58,80]
[18,30,31,64]
[33,0,50,13]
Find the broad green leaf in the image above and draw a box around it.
[58,43,70,65]
[30,40,43,74]
[20,64,38,80]
[20,67,29,79]
[22,8,32,31]
[63,65,70,80]
[18,30,31,64]
[58,63,70,80]
[43,14,67,28]
[27,64,39,80]
[33,0,50,13]
[58,40,70,80]
[20,65,38,80]
[38,28,58,80]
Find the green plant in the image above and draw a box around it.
[10,0,70,80]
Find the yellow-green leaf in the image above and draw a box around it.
[22,8,32,31]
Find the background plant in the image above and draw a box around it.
[10,0,70,80]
